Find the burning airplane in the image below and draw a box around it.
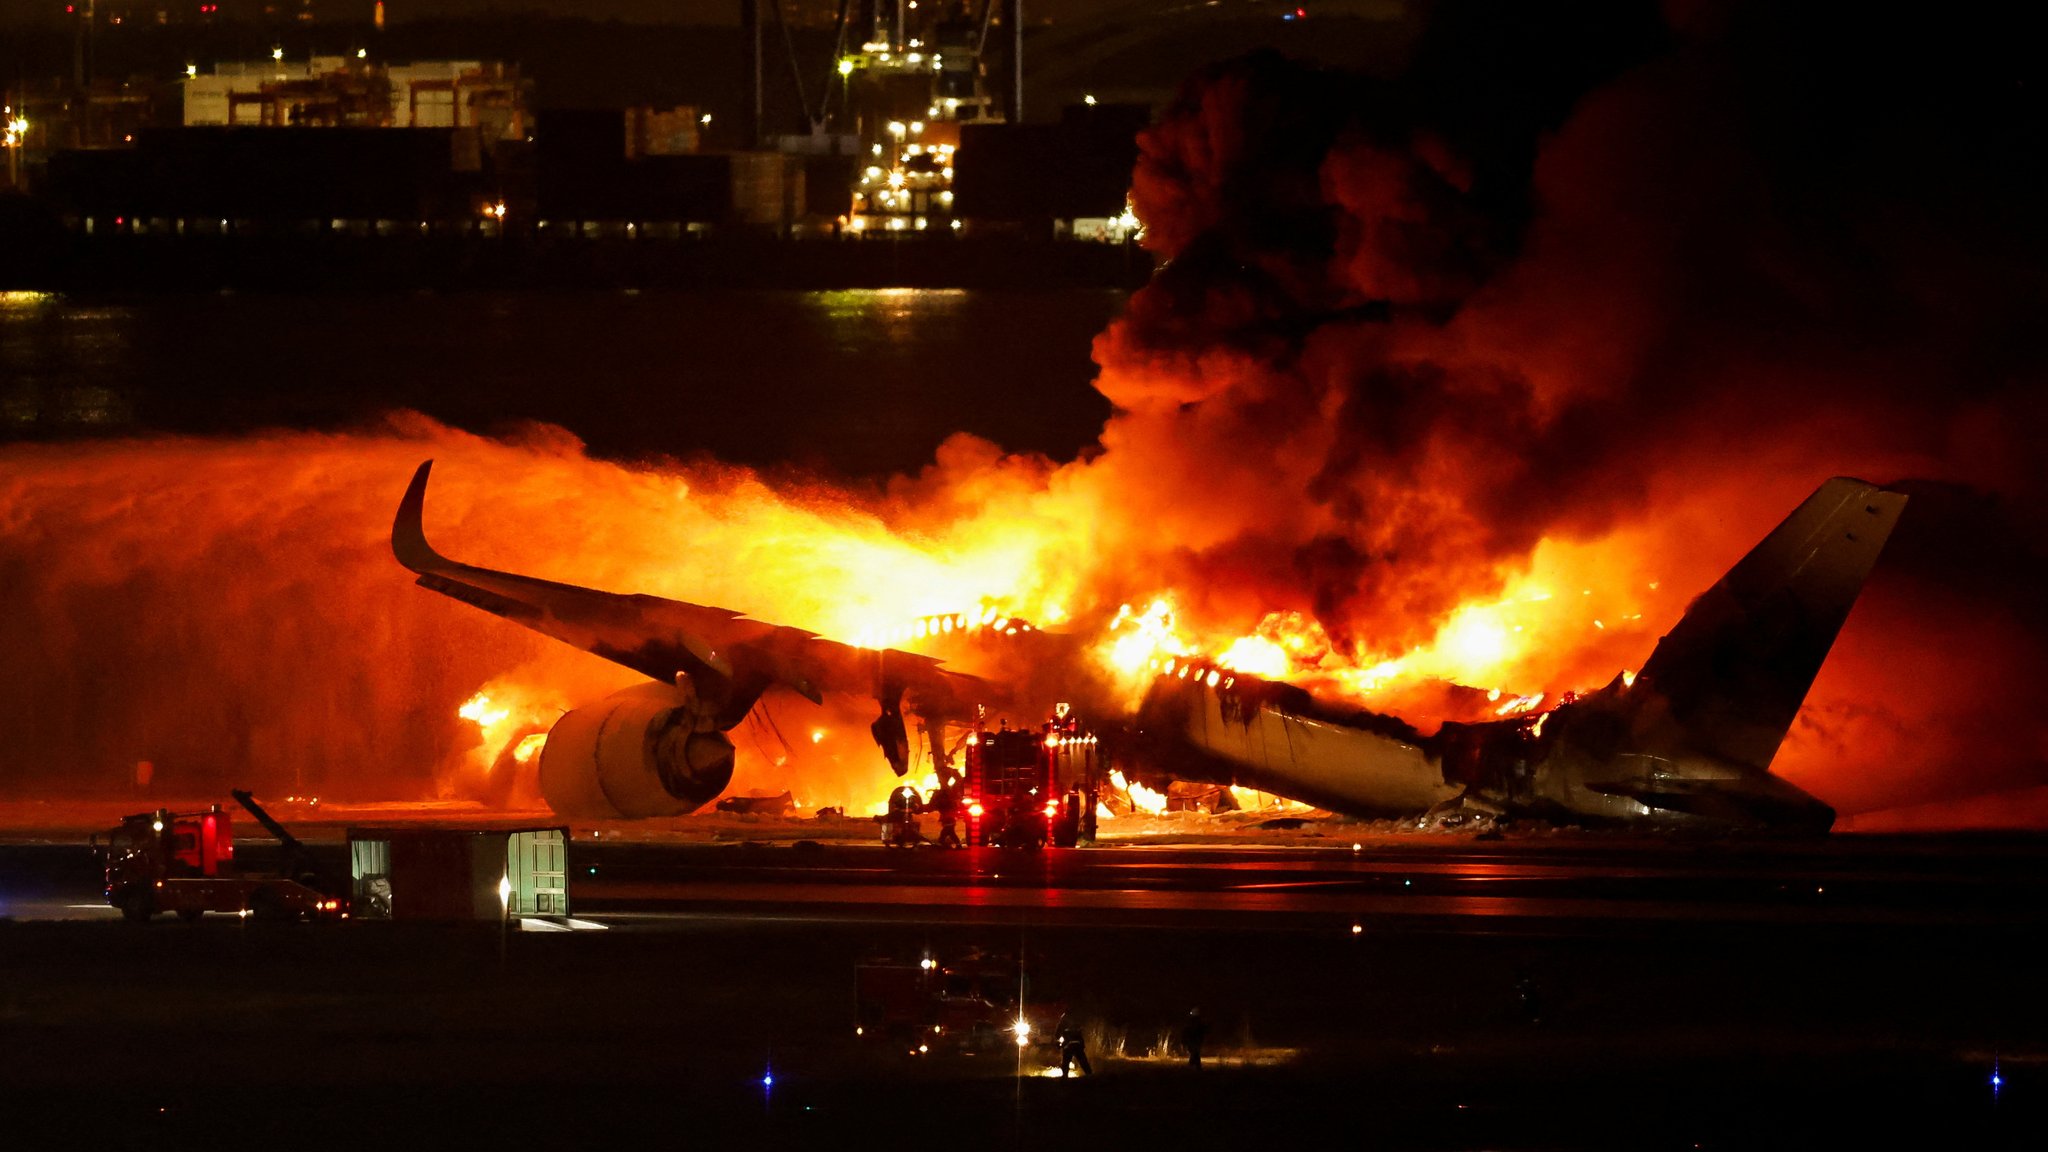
[395,460,1904,832]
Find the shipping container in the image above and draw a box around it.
[346,826,569,921]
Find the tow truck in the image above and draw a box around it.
[960,710,1097,848]
[98,789,344,922]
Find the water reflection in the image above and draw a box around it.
[0,289,1122,476]
[0,292,138,432]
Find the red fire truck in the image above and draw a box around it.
[854,948,1065,1056]
[98,790,344,923]
[960,711,1095,848]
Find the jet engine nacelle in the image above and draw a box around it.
[537,682,734,819]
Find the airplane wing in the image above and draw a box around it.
[392,460,985,730]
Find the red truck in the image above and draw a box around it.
[854,948,1065,1056]
[99,790,344,923]
[961,711,1096,848]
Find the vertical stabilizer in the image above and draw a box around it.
[1634,479,1907,772]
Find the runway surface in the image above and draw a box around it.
[4,831,2046,1149]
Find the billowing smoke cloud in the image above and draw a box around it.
[1075,8,2048,818]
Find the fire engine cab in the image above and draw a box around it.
[99,791,343,922]
[960,709,1097,849]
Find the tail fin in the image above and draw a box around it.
[1633,478,1907,771]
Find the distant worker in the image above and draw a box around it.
[1056,1012,1092,1078]
[1182,1008,1208,1069]
[933,780,962,850]
[1515,970,1543,1025]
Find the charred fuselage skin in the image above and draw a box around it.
[1137,478,1906,833]
[1139,673,1834,832]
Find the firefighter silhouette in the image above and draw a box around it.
[884,785,924,847]
[1058,786,1082,847]
[1056,1012,1092,1077]
[1182,1008,1208,1069]
[933,781,962,849]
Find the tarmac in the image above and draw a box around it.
[2,801,2044,1148]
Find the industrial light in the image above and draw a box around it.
[838,59,854,76]
[1084,94,1098,106]
[185,64,197,78]
[700,113,712,125]
[271,47,284,62]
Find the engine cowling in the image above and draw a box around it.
[537,682,734,819]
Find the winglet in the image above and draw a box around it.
[392,459,451,574]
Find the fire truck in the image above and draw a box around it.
[854,948,1065,1056]
[960,710,1096,849]
[98,789,344,923]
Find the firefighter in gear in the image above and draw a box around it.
[1056,1012,1092,1078]
[1182,1008,1208,1069]
[884,785,924,847]
[1058,786,1083,848]
[933,780,963,850]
